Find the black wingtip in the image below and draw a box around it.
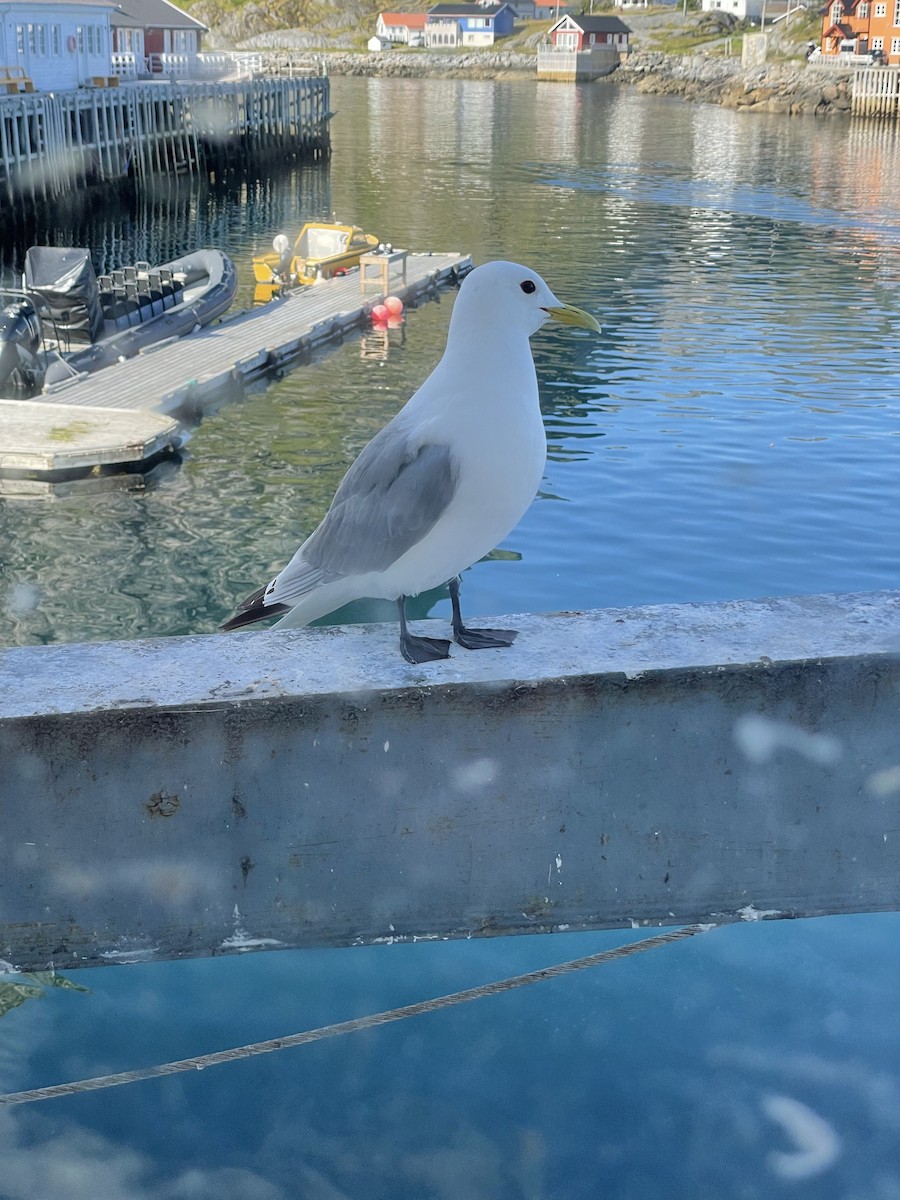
[220,603,290,632]
[220,584,291,632]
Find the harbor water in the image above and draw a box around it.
[1,78,899,1196]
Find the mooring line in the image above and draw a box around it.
[0,923,716,1106]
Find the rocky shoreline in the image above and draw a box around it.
[252,46,855,115]
[258,48,537,79]
[620,52,854,116]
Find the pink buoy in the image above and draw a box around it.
[384,295,404,317]
[371,303,389,323]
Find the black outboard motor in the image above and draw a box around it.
[0,297,43,395]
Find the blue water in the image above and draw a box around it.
[1,79,899,1196]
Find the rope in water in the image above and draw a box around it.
[0,923,716,1107]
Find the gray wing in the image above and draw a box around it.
[301,422,459,577]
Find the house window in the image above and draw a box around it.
[859,1,869,13]
[875,3,886,15]
[52,24,61,55]
[871,34,884,45]
[892,35,900,49]
[830,2,842,20]
[894,0,900,23]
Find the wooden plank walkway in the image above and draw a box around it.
[2,252,471,491]
[0,401,181,469]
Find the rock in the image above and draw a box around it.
[618,51,854,118]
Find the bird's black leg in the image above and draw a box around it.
[449,576,518,650]
[397,596,451,664]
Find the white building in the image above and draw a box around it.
[701,0,765,19]
[375,12,428,44]
[0,1,113,90]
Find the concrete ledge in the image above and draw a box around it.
[1,590,899,970]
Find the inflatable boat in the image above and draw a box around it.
[0,246,237,397]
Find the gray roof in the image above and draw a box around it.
[428,4,511,15]
[108,0,207,31]
[556,14,631,32]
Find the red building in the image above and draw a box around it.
[110,0,207,61]
[547,14,631,51]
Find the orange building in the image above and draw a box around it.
[821,0,900,64]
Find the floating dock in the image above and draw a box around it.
[0,589,897,970]
[0,251,472,496]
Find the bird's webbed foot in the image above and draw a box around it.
[397,595,451,663]
[448,576,517,652]
[452,624,518,651]
[400,632,453,663]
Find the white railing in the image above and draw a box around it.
[228,53,265,79]
[110,53,138,78]
[537,44,621,74]
[538,47,577,71]
[808,52,876,68]
[145,53,263,81]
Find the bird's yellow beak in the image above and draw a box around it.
[543,303,602,333]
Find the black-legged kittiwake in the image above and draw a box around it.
[221,260,600,662]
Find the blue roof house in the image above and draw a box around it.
[425,3,517,47]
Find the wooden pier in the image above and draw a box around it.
[852,65,900,116]
[0,252,472,495]
[0,76,330,206]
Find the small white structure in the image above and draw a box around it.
[375,12,428,44]
[367,34,393,51]
[701,0,765,19]
[0,1,113,90]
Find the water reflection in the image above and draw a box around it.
[0,163,334,308]
[0,79,899,643]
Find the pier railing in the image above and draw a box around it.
[0,75,330,206]
[1,591,897,970]
[852,64,900,115]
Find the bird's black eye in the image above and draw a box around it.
[520,280,537,294]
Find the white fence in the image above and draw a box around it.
[536,44,621,78]
[808,52,877,69]
[852,63,900,114]
[110,53,266,82]
[110,53,138,78]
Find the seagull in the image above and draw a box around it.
[221,260,600,663]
